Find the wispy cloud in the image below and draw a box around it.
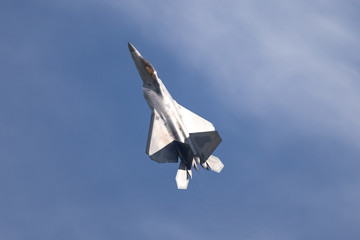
[2,1,360,239]
[95,0,360,143]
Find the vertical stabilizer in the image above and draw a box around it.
[202,155,224,173]
[175,161,190,189]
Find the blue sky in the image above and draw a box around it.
[1,0,360,239]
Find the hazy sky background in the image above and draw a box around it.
[1,0,360,239]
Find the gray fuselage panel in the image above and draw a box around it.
[143,79,188,143]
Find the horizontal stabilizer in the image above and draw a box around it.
[206,155,224,173]
[189,131,222,163]
[175,161,190,189]
[149,141,179,163]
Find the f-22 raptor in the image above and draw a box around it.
[128,42,223,189]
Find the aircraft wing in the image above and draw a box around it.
[146,110,178,163]
[176,103,215,133]
[176,103,222,163]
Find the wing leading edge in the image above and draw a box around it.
[176,103,215,133]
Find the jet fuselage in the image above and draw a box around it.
[128,42,223,189]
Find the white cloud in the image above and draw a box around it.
[95,0,360,144]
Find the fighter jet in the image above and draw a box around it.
[128,42,223,189]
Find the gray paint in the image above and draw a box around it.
[128,42,223,189]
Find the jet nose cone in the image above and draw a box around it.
[128,42,136,53]
[128,42,141,58]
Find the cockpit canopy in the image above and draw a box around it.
[142,58,157,79]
